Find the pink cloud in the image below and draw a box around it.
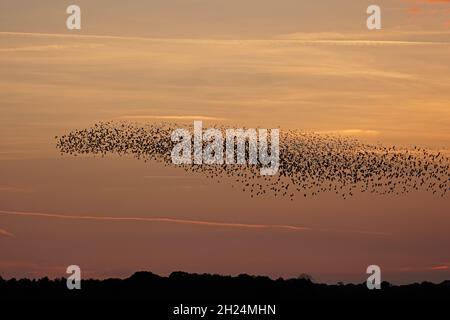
[430,265,449,271]
[0,209,312,232]
[0,209,388,236]
[406,0,450,3]
[0,228,15,237]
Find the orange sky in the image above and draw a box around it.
[0,0,449,283]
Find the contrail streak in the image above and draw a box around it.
[0,228,15,237]
[1,32,448,46]
[0,209,311,232]
[0,209,388,236]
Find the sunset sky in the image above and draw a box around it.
[0,0,449,284]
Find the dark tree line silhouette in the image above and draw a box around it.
[1,271,449,302]
[2,272,449,317]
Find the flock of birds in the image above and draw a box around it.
[56,121,450,200]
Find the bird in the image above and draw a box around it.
[55,121,450,199]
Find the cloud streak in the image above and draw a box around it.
[0,209,311,232]
[0,228,15,237]
[0,44,103,52]
[0,186,33,193]
[1,32,448,46]
[419,0,450,3]
[315,129,380,137]
[117,115,227,121]
[430,265,449,270]
[0,210,387,236]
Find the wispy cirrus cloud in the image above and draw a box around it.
[421,0,450,3]
[315,129,380,137]
[0,209,388,236]
[430,265,449,270]
[117,115,227,121]
[404,0,450,22]
[404,0,450,4]
[0,228,15,237]
[0,209,311,232]
[0,186,33,193]
[0,44,103,52]
[399,263,450,272]
[1,31,448,46]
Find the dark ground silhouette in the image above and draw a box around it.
[1,271,449,302]
[2,272,449,317]
[0,272,450,320]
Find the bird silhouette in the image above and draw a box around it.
[56,121,450,199]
